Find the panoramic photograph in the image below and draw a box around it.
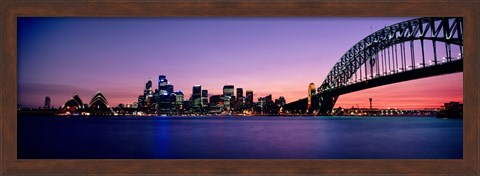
[17,17,463,159]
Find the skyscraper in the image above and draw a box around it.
[246,90,253,108]
[201,90,208,107]
[236,88,243,98]
[278,96,286,107]
[223,85,234,96]
[158,75,168,93]
[176,91,184,105]
[166,84,174,94]
[257,97,265,114]
[236,88,244,110]
[157,75,174,114]
[144,80,155,113]
[192,85,202,108]
[192,85,201,99]
[145,80,152,92]
[223,85,234,110]
[44,96,51,109]
[138,95,145,108]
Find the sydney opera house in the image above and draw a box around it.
[59,91,114,116]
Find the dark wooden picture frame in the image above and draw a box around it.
[1,1,478,175]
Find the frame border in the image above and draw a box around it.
[1,0,479,175]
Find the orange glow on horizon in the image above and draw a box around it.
[103,73,462,110]
[335,73,463,109]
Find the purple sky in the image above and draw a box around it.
[17,17,462,109]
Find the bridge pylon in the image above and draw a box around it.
[313,93,338,115]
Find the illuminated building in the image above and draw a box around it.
[145,80,153,95]
[175,91,184,110]
[192,85,201,98]
[223,85,234,96]
[44,96,51,109]
[88,91,114,115]
[158,75,168,93]
[89,91,110,110]
[276,96,286,107]
[137,95,145,108]
[192,85,202,108]
[201,90,208,107]
[257,97,265,114]
[176,91,184,105]
[166,84,174,94]
[308,83,316,109]
[143,79,156,113]
[223,85,234,110]
[158,92,172,114]
[156,75,174,114]
[209,95,223,113]
[61,94,84,111]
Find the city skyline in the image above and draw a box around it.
[18,17,463,109]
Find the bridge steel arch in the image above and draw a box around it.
[315,17,463,115]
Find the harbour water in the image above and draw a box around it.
[17,115,462,159]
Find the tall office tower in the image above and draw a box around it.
[223,85,234,96]
[278,96,286,107]
[166,84,174,94]
[176,91,184,105]
[158,75,168,92]
[192,85,201,99]
[201,90,208,107]
[308,83,316,109]
[236,88,243,99]
[138,95,145,108]
[44,96,51,109]
[143,80,154,113]
[264,94,274,113]
[175,90,185,111]
[158,92,171,114]
[245,90,253,108]
[265,94,272,102]
[235,88,244,110]
[146,80,152,91]
[257,97,265,114]
[192,85,202,108]
[157,75,173,114]
[222,85,234,110]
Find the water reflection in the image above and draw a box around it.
[17,116,462,159]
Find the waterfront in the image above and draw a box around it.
[18,115,462,159]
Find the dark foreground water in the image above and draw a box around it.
[18,115,462,159]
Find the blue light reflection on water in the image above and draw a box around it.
[17,116,462,159]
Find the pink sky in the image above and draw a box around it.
[17,17,463,109]
[335,73,463,109]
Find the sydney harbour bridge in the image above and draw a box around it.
[285,17,463,115]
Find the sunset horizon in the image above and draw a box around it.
[17,17,463,110]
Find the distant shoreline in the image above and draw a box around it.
[17,113,440,118]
